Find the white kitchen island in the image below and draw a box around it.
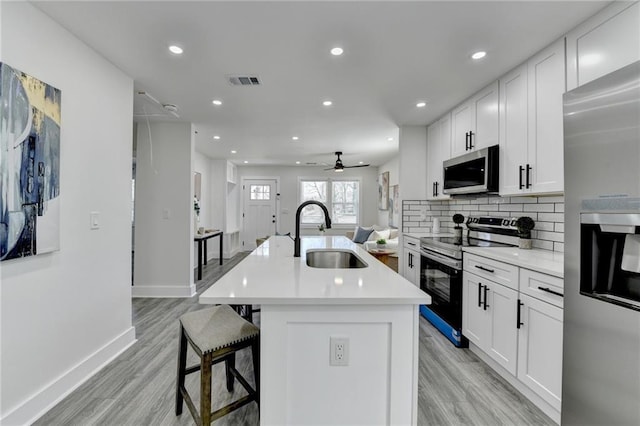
[199,235,431,425]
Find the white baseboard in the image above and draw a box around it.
[1,327,136,426]
[131,283,196,298]
[469,343,561,424]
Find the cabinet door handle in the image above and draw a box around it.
[409,253,413,268]
[517,299,524,329]
[407,242,416,247]
[483,286,490,310]
[432,182,436,197]
[538,286,564,297]
[475,265,495,273]
[526,164,532,189]
[478,283,483,307]
[468,131,474,149]
[519,165,525,189]
[435,182,439,196]
[465,132,469,150]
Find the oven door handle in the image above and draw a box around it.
[420,248,461,270]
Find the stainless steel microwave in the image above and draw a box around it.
[443,145,499,195]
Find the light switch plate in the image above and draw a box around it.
[90,211,100,230]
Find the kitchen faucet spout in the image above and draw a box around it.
[294,201,332,257]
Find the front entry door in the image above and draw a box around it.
[243,179,277,250]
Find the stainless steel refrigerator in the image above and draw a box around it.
[563,60,640,425]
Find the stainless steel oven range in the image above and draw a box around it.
[419,216,520,347]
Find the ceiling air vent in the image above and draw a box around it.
[227,75,261,86]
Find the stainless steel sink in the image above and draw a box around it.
[305,249,368,269]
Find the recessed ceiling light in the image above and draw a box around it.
[212,99,222,106]
[416,101,427,108]
[292,136,299,141]
[330,47,344,56]
[471,51,487,60]
[387,137,393,141]
[231,150,237,154]
[168,45,183,55]
[296,161,301,164]
[243,160,249,164]
[359,161,364,164]
[323,100,333,106]
[213,135,220,140]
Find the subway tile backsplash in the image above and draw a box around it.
[402,195,565,252]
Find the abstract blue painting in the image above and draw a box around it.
[1,63,61,261]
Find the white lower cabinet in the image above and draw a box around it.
[463,253,564,418]
[517,293,563,412]
[462,271,518,376]
[402,236,420,286]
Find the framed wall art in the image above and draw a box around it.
[1,62,61,261]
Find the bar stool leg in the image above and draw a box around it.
[225,353,236,392]
[175,326,188,415]
[201,352,213,426]
[252,336,260,406]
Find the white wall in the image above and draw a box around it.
[133,122,195,297]
[237,165,380,245]
[377,156,399,227]
[0,3,135,424]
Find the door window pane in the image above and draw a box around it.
[250,184,271,200]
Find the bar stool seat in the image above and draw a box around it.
[176,305,260,425]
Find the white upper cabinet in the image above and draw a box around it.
[567,2,640,90]
[499,63,529,195]
[527,40,566,194]
[451,81,499,158]
[499,39,565,196]
[426,113,451,200]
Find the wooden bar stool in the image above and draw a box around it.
[176,305,260,425]
[230,304,260,323]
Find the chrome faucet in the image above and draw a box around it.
[294,200,332,257]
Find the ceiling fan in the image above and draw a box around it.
[324,151,370,172]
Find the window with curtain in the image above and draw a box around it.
[299,179,360,225]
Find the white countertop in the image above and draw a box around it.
[462,246,564,278]
[199,236,431,305]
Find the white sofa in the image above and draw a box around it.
[346,225,399,252]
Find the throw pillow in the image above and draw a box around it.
[369,229,391,242]
[353,226,374,243]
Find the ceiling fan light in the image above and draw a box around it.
[334,167,344,172]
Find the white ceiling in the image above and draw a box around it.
[34,1,607,168]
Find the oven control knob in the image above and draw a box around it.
[511,219,517,227]
[502,219,510,226]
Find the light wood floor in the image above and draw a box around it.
[35,253,554,426]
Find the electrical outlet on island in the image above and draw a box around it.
[329,336,349,366]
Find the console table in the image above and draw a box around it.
[367,248,398,272]
[194,230,223,280]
